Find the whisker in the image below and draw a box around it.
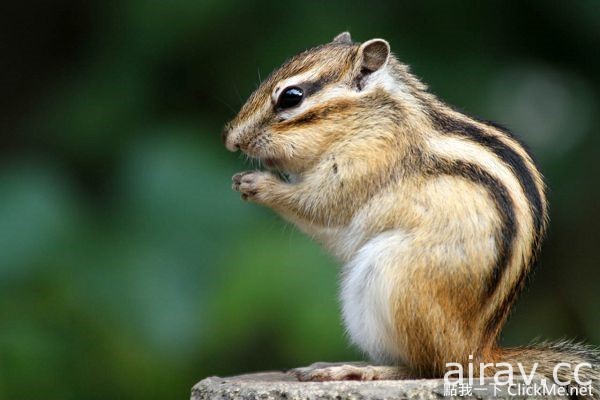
[217,97,236,114]
[231,81,243,106]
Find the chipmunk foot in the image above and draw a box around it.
[289,362,407,382]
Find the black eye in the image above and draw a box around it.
[276,86,304,109]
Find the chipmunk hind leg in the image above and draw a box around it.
[390,257,490,378]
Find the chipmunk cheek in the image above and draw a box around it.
[245,132,268,154]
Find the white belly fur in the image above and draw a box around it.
[340,230,411,364]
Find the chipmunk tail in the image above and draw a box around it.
[496,339,600,399]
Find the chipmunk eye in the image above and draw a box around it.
[276,86,304,110]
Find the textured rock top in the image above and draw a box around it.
[191,371,569,400]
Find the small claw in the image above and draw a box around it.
[232,172,243,184]
[232,171,252,192]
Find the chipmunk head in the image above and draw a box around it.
[223,32,409,173]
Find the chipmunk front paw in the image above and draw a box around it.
[232,171,276,202]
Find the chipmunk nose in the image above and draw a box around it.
[222,125,240,152]
[223,131,241,152]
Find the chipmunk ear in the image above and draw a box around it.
[358,39,390,73]
[332,31,352,44]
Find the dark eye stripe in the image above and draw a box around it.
[302,76,330,96]
[274,75,335,111]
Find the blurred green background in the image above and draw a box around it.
[1,1,599,399]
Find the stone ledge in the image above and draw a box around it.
[191,371,569,400]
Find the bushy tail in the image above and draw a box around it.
[499,340,600,399]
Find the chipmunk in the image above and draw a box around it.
[222,32,599,393]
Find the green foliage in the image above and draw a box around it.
[1,1,599,399]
